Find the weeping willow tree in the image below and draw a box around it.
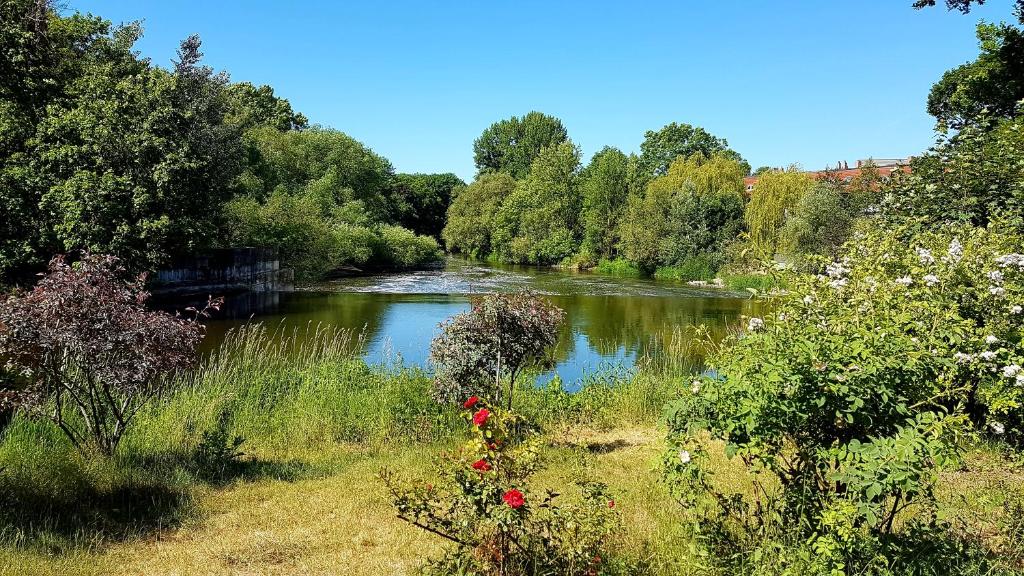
[744,167,815,259]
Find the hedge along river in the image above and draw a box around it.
[198,258,760,389]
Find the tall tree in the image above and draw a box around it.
[744,168,815,258]
[913,0,1024,22]
[472,111,568,179]
[442,172,516,256]
[0,0,113,280]
[580,147,630,260]
[491,142,582,264]
[388,173,465,239]
[638,122,748,176]
[33,32,244,271]
[224,82,308,132]
[926,22,1024,130]
[619,152,746,272]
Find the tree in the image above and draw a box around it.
[926,22,1024,130]
[473,112,568,179]
[429,292,564,407]
[744,168,815,258]
[388,173,465,239]
[579,147,630,260]
[238,126,395,221]
[913,0,1024,22]
[0,254,213,455]
[490,142,582,265]
[442,172,517,256]
[0,2,119,280]
[638,122,748,176]
[224,81,308,132]
[780,181,856,260]
[619,153,746,273]
[33,33,244,272]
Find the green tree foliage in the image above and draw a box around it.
[388,173,465,239]
[224,82,308,132]
[579,147,630,261]
[638,122,748,176]
[491,142,582,265]
[913,0,1024,22]
[744,168,816,258]
[619,153,746,274]
[236,126,396,221]
[442,172,517,257]
[34,33,243,272]
[883,116,1024,233]
[926,23,1024,130]
[472,112,568,179]
[779,182,855,261]
[0,3,133,278]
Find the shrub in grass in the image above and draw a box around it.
[664,222,1024,573]
[0,254,217,456]
[430,292,564,408]
[653,254,720,282]
[382,398,621,576]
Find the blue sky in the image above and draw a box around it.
[70,1,1019,182]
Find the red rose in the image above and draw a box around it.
[608,500,614,508]
[463,396,479,409]
[471,458,491,472]
[502,488,524,509]
[472,408,490,426]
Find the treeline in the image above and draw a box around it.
[0,1,460,283]
[442,111,886,280]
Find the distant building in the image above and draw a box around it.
[743,158,911,194]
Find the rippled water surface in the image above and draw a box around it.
[202,258,758,385]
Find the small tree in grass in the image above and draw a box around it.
[0,254,218,455]
[429,291,564,407]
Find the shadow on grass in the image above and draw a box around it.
[0,451,319,553]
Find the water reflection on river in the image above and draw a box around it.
[200,258,759,386]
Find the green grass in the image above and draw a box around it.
[721,272,786,292]
[594,258,643,278]
[0,322,1021,575]
[653,255,720,282]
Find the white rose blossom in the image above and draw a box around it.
[1003,364,1022,378]
[747,317,764,332]
[985,335,999,345]
[803,295,814,305]
[895,276,913,287]
[980,350,997,361]
[678,449,691,464]
[990,286,1007,298]
[916,247,935,265]
[990,421,1005,435]
[1011,305,1023,315]
[691,381,701,394]
[988,270,1004,284]
[923,274,939,286]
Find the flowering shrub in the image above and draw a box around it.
[429,291,564,407]
[664,220,1023,570]
[382,398,620,575]
[0,254,217,455]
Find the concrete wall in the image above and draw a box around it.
[153,248,292,295]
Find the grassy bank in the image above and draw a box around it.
[0,324,1019,575]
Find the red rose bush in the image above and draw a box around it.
[381,398,620,575]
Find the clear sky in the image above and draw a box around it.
[69,0,1020,182]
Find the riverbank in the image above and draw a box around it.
[0,324,1020,575]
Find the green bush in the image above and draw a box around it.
[374,224,441,268]
[664,221,1024,572]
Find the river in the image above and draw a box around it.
[199,258,758,387]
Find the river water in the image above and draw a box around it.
[200,258,757,386]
